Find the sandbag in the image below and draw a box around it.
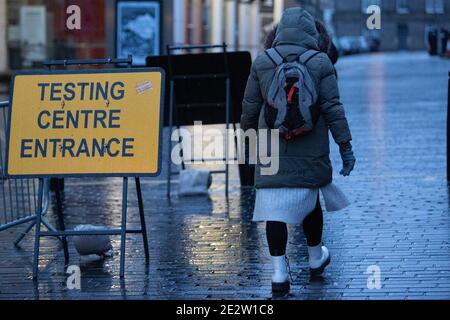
[178,169,212,196]
[73,225,113,256]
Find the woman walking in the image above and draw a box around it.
[241,7,355,294]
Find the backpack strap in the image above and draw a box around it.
[298,50,321,65]
[265,48,284,67]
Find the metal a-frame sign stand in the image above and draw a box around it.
[29,56,150,279]
[165,43,236,198]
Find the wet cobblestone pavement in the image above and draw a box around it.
[1,52,450,300]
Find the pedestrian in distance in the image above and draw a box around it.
[241,7,356,295]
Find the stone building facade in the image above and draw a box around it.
[1,0,329,72]
[333,0,450,51]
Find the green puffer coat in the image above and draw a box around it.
[241,7,352,188]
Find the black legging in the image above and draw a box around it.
[266,196,323,256]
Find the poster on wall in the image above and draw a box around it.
[116,1,161,66]
[20,6,47,66]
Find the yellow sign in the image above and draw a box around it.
[6,69,165,177]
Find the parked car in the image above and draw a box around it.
[337,36,357,55]
[367,36,381,52]
[337,36,378,55]
[357,36,370,53]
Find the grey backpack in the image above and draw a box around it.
[264,48,321,140]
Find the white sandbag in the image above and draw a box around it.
[73,225,113,256]
[178,169,212,196]
[79,254,104,264]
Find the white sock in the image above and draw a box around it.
[308,244,323,261]
[271,255,289,283]
[308,245,329,269]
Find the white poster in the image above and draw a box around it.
[20,5,47,65]
[116,1,161,66]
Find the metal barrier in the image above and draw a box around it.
[0,100,49,239]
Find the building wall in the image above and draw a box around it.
[287,0,322,17]
[333,0,366,38]
[1,0,336,71]
[335,0,361,12]
[4,0,109,69]
[333,0,450,51]
[161,0,263,56]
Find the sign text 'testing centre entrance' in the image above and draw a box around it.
[6,69,164,178]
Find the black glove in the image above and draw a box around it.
[339,142,356,177]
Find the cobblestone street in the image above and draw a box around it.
[0,52,449,300]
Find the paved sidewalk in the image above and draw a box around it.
[0,52,449,300]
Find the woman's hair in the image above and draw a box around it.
[264,25,278,50]
[314,20,331,53]
[264,20,331,53]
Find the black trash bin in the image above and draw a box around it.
[428,28,438,56]
[440,29,450,56]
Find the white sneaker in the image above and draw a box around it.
[271,255,290,294]
[308,245,331,276]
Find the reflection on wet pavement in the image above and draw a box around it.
[0,52,450,300]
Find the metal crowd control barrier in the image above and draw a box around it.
[0,101,50,239]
